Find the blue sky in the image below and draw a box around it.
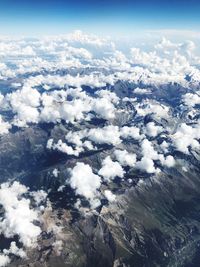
[0,0,199,36]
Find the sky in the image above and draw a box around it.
[0,0,199,36]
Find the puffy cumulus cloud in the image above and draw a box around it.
[0,116,11,135]
[120,126,142,140]
[1,33,200,131]
[6,82,119,126]
[0,254,10,267]
[0,41,36,59]
[136,139,159,173]
[104,190,116,202]
[30,190,47,206]
[0,33,196,80]
[171,122,200,154]
[8,87,41,110]
[13,105,40,126]
[21,46,36,56]
[91,90,119,120]
[130,48,158,66]
[0,32,114,76]
[56,30,114,48]
[59,46,92,60]
[51,30,116,60]
[65,130,86,147]
[98,156,124,181]
[0,32,199,87]
[96,90,119,104]
[114,149,136,167]
[0,182,43,248]
[181,40,196,55]
[3,242,26,259]
[134,87,151,94]
[7,86,41,126]
[23,72,115,90]
[0,33,199,179]
[140,139,159,161]
[145,122,163,137]
[47,124,144,158]
[155,37,196,58]
[92,98,116,120]
[40,88,94,124]
[0,35,192,79]
[65,130,94,151]
[47,129,95,157]
[136,139,175,173]
[135,100,170,120]
[58,98,91,123]
[99,50,131,71]
[136,157,157,174]
[182,93,200,107]
[155,37,181,51]
[52,168,59,178]
[47,125,122,157]
[47,138,83,156]
[69,162,102,208]
[162,155,176,168]
[160,140,169,153]
[87,125,121,146]
[0,182,48,266]
[130,40,195,78]
[86,125,142,146]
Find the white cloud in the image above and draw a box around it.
[171,122,200,154]
[52,168,59,178]
[0,32,200,216]
[30,190,47,206]
[0,182,43,248]
[145,122,163,137]
[134,87,151,94]
[96,90,119,104]
[92,98,116,120]
[120,126,142,140]
[98,156,124,181]
[160,140,169,153]
[182,93,200,107]
[8,86,41,110]
[0,255,10,267]
[48,139,83,156]
[163,155,176,168]
[136,157,157,174]
[8,86,41,126]
[136,139,159,173]
[114,149,136,167]
[0,116,11,135]
[69,162,102,208]
[104,190,116,202]
[3,242,26,259]
[140,139,159,160]
[135,100,170,120]
[0,182,49,266]
[155,37,196,58]
[47,125,122,156]
[136,139,175,173]
[87,125,121,146]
